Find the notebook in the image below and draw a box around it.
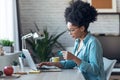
[22,49,62,72]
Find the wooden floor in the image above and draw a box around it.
[110,75,120,80]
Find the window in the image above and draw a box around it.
[0,0,19,51]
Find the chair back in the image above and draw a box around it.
[103,57,117,80]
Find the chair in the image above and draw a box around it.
[103,57,117,80]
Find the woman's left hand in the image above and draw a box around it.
[62,51,81,65]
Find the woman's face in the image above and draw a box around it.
[67,22,85,39]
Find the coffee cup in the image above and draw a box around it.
[50,57,60,62]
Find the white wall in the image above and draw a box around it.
[18,0,120,47]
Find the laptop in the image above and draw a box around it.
[22,49,62,72]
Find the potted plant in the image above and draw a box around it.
[0,39,14,53]
[26,24,66,62]
[12,60,19,73]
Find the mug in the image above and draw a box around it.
[50,57,60,62]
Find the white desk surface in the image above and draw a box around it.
[0,68,85,80]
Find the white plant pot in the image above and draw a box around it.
[3,46,12,53]
[12,65,20,73]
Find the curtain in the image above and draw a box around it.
[0,0,19,51]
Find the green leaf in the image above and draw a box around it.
[0,39,14,46]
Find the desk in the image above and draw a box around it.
[0,68,85,80]
[17,69,85,80]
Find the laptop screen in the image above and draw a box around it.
[22,49,37,70]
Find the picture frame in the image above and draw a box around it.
[86,0,117,13]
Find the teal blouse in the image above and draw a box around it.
[60,33,105,80]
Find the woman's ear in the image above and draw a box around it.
[80,26,85,32]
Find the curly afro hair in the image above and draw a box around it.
[64,0,98,31]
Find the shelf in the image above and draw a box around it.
[93,34,120,37]
[98,12,120,15]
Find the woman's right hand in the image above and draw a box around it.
[37,62,53,67]
[37,62,63,68]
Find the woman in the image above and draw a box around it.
[38,0,105,80]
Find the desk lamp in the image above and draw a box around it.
[21,32,45,49]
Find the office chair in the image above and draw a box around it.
[103,57,117,80]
